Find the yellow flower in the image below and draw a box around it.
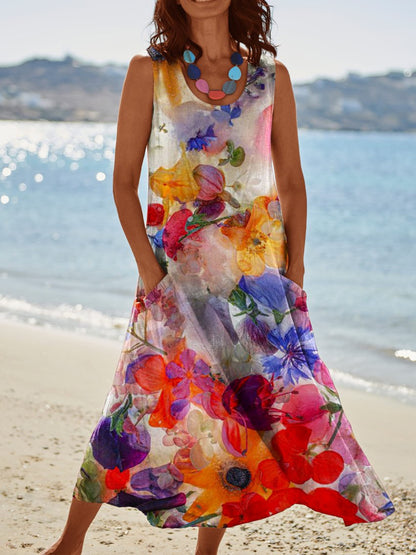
[221,196,287,275]
[149,142,200,224]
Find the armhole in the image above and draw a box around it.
[262,50,277,110]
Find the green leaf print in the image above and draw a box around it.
[146,511,163,527]
[110,393,133,436]
[78,476,102,502]
[272,308,286,325]
[77,446,102,502]
[321,401,343,414]
[340,483,361,501]
[228,285,267,321]
[228,287,249,312]
[218,140,246,168]
[230,146,245,167]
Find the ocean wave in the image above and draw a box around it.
[0,294,129,341]
[394,349,416,363]
[330,368,416,406]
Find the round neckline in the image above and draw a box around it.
[175,56,253,109]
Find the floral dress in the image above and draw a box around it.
[72,45,395,528]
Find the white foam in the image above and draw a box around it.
[0,294,128,341]
[394,349,416,362]
[330,367,416,405]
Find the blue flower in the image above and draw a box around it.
[238,271,286,310]
[152,229,164,248]
[212,104,242,126]
[186,123,216,151]
[262,326,316,386]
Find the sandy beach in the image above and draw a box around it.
[1,318,415,555]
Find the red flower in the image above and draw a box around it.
[295,294,308,312]
[105,467,130,490]
[222,492,271,526]
[267,487,306,512]
[134,295,146,316]
[222,485,364,527]
[304,488,366,525]
[258,459,290,490]
[147,203,165,226]
[162,209,198,260]
[311,451,344,484]
[272,424,344,485]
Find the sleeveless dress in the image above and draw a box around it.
[72,45,395,529]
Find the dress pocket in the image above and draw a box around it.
[279,272,307,298]
[135,272,172,314]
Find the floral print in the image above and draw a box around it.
[72,46,395,528]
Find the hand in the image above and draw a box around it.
[286,264,305,290]
[142,265,167,296]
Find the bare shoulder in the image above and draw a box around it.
[126,54,153,87]
[117,54,154,126]
[119,54,154,115]
[273,59,293,90]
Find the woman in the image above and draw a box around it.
[44,0,394,553]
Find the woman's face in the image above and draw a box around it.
[177,0,232,19]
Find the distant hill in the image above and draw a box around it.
[0,55,415,132]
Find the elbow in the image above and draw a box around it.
[113,178,138,206]
[277,171,306,195]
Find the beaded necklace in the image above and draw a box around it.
[182,48,244,101]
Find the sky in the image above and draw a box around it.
[1,0,415,83]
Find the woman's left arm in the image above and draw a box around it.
[271,59,307,289]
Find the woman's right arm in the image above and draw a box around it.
[112,54,166,295]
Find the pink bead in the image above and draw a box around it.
[208,89,226,100]
[195,79,209,93]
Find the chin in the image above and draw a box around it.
[179,0,232,17]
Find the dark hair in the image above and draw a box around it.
[149,0,278,65]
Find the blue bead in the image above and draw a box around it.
[187,64,201,80]
[230,51,243,66]
[183,49,196,63]
[222,80,237,94]
[228,66,242,81]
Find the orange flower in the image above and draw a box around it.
[220,195,287,275]
[177,426,273,526]
[132,353,179,429]
[149,142,200,224]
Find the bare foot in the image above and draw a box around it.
[41,538,83,555]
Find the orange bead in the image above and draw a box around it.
[208,89,226,100]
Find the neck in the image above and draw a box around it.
[187,12,234,62]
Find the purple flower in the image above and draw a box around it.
[195,198,225,219]
[236,316,276,355]
[166,349,214,419]
[90,416,150,470]
[222,374,279,430]
[130,462,183,498]
[108,490,186,513]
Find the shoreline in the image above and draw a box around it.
[1,319,415,554]
[2,309,415,407]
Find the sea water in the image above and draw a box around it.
[0,121,415,404]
